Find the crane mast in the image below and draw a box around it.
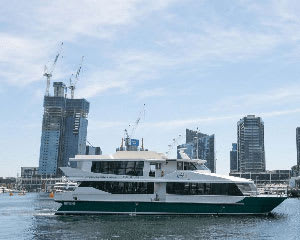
[44,42,63,96]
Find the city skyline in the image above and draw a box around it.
[2,1,300,176]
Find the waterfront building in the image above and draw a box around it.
[177,129,216,173]
[38,82,89,175]
[21,167,39,178]
[0,177,16,185]
[230,170,291,185]
[86,146,102,155]
[237,115,265,173]
[230,143,238,173]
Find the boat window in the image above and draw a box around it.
[79,181,154,194]
[236,183,257,196]
[166,182,243,196]
[149,164,156,177]
[156,163,162,170]
[183,162,197,170]
[177,162,183,170]
[91,161,144,176]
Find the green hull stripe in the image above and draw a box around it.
[56,197,286,215]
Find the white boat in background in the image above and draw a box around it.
[53,181,78,193]
[0,186,9,193]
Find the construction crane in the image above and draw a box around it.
[86,140,94,148]
[69,56,84,99]
[166,134,183,157]
[129,103,146,138]
[122,104,146,150]
[44,42,63,96]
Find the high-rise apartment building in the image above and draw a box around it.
[38,82,89,175]
[230,143,238,172]
[177,129,216,173]
[237,115,265,173]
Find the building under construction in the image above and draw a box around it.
[38,45,89,176]
[38,82,89,175]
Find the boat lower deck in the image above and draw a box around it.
[55,196,286,215]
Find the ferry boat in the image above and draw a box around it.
[54,147,286,215]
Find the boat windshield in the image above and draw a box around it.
[236,183,257,196]
[195,163,209,171]
[177,162,209,171]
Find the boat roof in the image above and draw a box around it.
[70,151,167,162]
[70,151,207,164]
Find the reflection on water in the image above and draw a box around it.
[0,193,299,240]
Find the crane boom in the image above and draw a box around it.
[130,104,146,138]
[44,42,63,96]
[69,56,84,99]
[166,134,183,157]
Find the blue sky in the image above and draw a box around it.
[1,0,300,176]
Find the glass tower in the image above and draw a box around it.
[237,115,265,173]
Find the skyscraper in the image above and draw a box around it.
[237,115,265,173]
[230,143,238,172]
[38,82,90,175]
[177,129,216,173]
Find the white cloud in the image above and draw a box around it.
[137,88,166,99]
[35,0,140,40]
[245,0,300,43]
[76,51,171,98]
[146,108,300,129]
[159,28,280,65]
[2,0,300,96]
[0,34,50,86]
[260,108,300,118]
[87,107,300,131]
[89,120,126,129]
[213,85,300,111]
[0,0,177,88]
[0,0,177,41]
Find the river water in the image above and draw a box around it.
[0,193,299,240]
